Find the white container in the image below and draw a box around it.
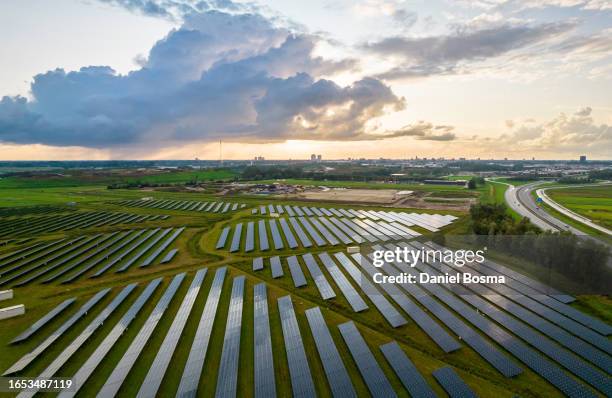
[0,304,25,320]
[0,290,13,301]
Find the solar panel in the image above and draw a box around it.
[319,207,333,216]
[253,283,276,398]
[216,227,231,250]
[213,202,223,212]
[371,249,522,378]
[305,307,356,398]
[268,204,275,214]
[279,218,298,248]
[338,218,378,243]
[329,208,343,217]
[260,205,267,215]
[301,207,313,216]
[284,205,295,217]
[293,206,305,216]
[302,253,335,300]
[269,220,284,250]
[317,252,368,312]
[287,256,307,287]
[3,288,109,375]
[253,257,264,271]
[10,298,76,344]
[160,248,178,264]
[18,284,137,398]
[338,321,397,398]
[380,342,436,398]
[245,222,255,252]
[258,220,269,251]
[215,276,246,398]
[318,217,353,244]
[138,269,207,398]
[140,227,185,267]
[309,217,339,245]
[351,253,460,353]
[177,267,227,398]
[58,278,162,398]
[297,217,326,246]
[278,295,316,398]
[333,252,407,328]
[432,367,477,398]
[112,229,173,273]
[270,256,283,278]
[352,218,389,242]
[328,217,364,244]
[288,218,312,247]
[310,207,323,216]
[228,224,244,253]
[98,273,185,397]
[222,203,231,213]
[231,203,238,211]
[276,205,284,214]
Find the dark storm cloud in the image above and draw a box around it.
[0,10,400,149]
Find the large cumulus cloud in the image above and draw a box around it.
[0,10,402,150]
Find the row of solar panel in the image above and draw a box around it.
[252,204,456,232]
[0,227,184,287]
[7,272,475,397]
[117,199,246,213]
[215,216,423,253]
[0,211,166,238]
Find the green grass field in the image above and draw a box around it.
[547,185,612,229]
[0,180,608,397]
[248,178,471,193]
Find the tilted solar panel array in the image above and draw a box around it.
[116,199,246,213]
[9,297,75,344]
[137,269,207,398]
[215,276,246,398]
[432,366,478,398]
[253,283,276,398]
[337,321,397,398]
[302,253,335,300]
[287,255,307,287]
[278,295,316,398]
[318,252,368,312]
[305,307,356,398]
[380,341,436,398]
[177,267,227,397]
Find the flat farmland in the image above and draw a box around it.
[548,185,612,229]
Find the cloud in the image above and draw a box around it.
[0,10,402,150]
[381,122,457,141]
[365,20,576,79]
[489,107,612,155]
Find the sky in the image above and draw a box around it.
[0,0,611,160]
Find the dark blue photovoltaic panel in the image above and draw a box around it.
[160,249,178,264]
[317,252,367,312]
[98,274,185,397]
[138,270,207,398]
[319,208,333,216]
[215,276,245,398]
[288,218,312,248]
[279,218,298,248]
[352,253,460,353]
[278,296,316,398]
[215,227,231,249]
[318,217,353,244]
[59,278,162,397]
[10,298,76,344]
[309,218,339,245]
[301,207,313,216]
[270,256,283,278]
[19,284,137,398]
[380,342,436,398]
[305,307,356,398]
[140,227,185,267]
[302,253,335,300]
[177,268,226,398]
[284,205,295,217]
[269,220,284,250]
[293,206,305,216]
[253,257,264,271]
[229,223,243,253]
[254,283,276,398]
[328,217,364,244]
[297,217,326,246]
[333,253,406,328]
[258,220,269,251]
[287,256,307,287]
[3,289,110,375]
[245,222,255,252]
[338,321,397,398]
[276,205,284,214]
[339,218,378,243]
[432,367,477,398]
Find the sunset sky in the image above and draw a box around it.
[0,0,611,160]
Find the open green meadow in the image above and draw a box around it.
[547,185,612,229]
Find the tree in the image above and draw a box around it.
[468,178,477,189]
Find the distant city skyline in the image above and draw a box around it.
[0,0,611,160]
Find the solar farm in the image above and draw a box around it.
[0,191,610,398]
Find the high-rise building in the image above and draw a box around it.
[579,155,587,162]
